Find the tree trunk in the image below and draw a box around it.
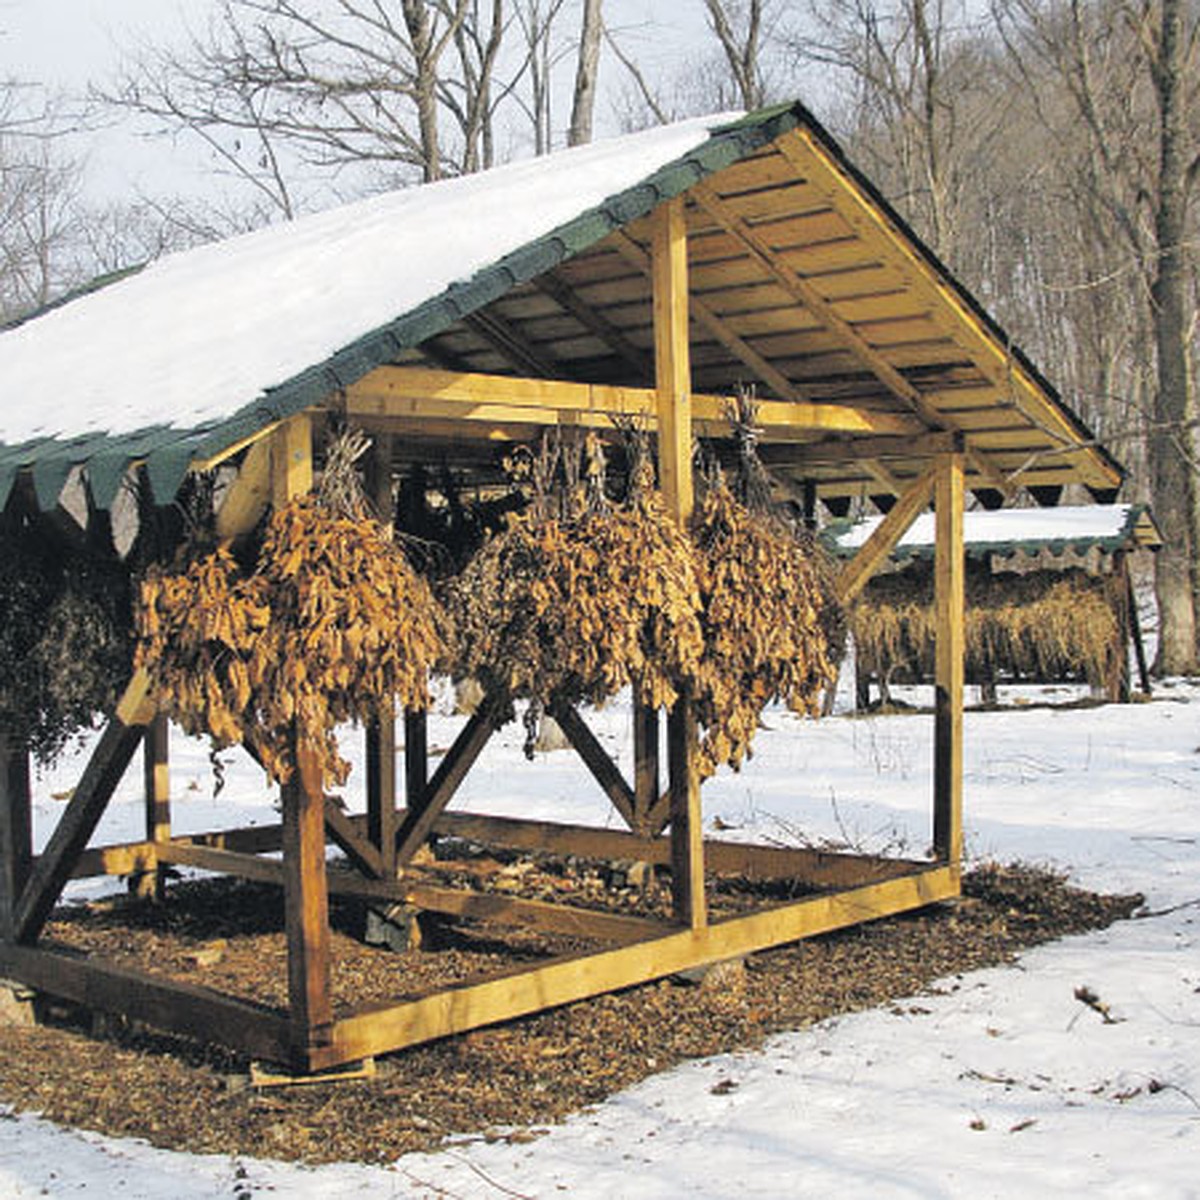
[1149,0,1198,673]
[568,0,603,147]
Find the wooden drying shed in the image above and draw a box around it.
[829,505,1162,707]
[0,102,1127,1073]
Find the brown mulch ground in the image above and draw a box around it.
[0,860,1141,1165]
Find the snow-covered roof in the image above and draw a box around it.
[828,504,1162,560]
[1,111,759,508]
[0,101,1126,513]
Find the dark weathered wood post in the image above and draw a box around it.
[0,735,32,942]
[365,433,399,877]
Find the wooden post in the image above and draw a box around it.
[271,414,314,510]
[403,710,428,817]
[270,411,331,1056]
[933,448,965,864]
[0,737,32,942]
[365,434,399,875]
[652,198,705,929]
[633,704,659,836]
[282,731,333,1052]
[653,197,694,524]
[136,715,171,900]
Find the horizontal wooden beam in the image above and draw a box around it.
[762,431,960,468]
[0,943,292,1064]
[311,865,959,1069]
[345,366,920,439]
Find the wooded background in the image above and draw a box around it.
[2,0,1196,672]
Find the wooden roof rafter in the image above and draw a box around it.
[687,178,1013,498]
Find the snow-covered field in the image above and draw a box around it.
[1,678,1197,1198]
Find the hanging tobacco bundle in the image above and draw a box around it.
[0,514,132,764]
[448,431,704,754]
[135,430,449,789]
[692,393,841,775]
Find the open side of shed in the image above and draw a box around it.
[0,102,1124,1072]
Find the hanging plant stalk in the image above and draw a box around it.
[135,430,450,790]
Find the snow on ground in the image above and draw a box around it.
[1,680,1197,1198]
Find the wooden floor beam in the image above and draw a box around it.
[312,865,959,1069]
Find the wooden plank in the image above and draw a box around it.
[404,710,428,811]
[0,739,32,941]
[15,671,155,943]
[465,308,561,378]
[270,414,313,509]
[0,943,291,1064]
[765,431,958,468]
[366,718,398,875]
[933,451,965,864]
[535,271,653,377]
[313,865,960,1068]
[157,841,284,885]
[215,436,273,541]
[329,876,670,944]
[633,704,659,837]
[617,227,809,405]
[550,703,637,831]
[834,461,939,605]
[394,702,498,868]
[281,734,333,1047]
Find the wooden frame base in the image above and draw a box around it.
[7,805,958,1070]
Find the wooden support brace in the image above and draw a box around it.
[394,701,498,868]
[215,435,273,542]
[834,460,939,606]
[933,450,965,864]
[549,702,638,831]
[667,698,706,929]
[14,671,155,943]
[365,718,397,875]
[403,710,428,812]
[324,799,385,879]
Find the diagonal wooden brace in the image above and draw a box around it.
[394,699,500,868]
[14,670,156,944]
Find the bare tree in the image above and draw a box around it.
[993,0,1200,671]
[568,0,604,145]
[703,0,769,110]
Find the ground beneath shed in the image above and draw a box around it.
[0,862,1140,1165]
